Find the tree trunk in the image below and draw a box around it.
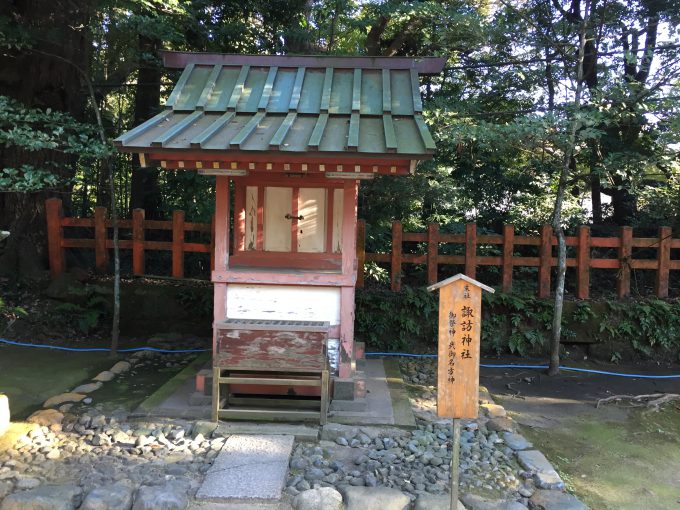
[129,35,162,217]
[549,1,589,376]
[0,0,92,279]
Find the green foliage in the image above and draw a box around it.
[0,297,28,332]
[598,300,680,356]
[0,96,113,192]
[355,287,438,351]
[54,296,110,334]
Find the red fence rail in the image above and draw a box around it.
[46,198,678,298]
[46,198,214,279]
[356,220,678,298]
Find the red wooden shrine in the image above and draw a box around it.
[115,51,445,420]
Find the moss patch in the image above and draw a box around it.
[522,407,680,510]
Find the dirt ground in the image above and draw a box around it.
[481,357,680,510]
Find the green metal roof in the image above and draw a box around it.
[114,53,445,160]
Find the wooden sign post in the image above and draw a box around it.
[427,274,494,509]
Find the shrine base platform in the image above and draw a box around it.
[131,358,415,431]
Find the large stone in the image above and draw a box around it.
[414,494,466,510]
[93,371,115,382]
[480,403,507,418]
[109,362,131,375]
[529,490,587,510]
[486,417,514,432]
[72,382,103,394]
[0,394,9,437]
[81,483,134,510]
[196,434,293,500]
[43,393,85,408]
[517,451,564,490]
[339,486,410,510]
[131,483,188,510]
[293,487,343,510]
[0,484,83,510]
[461,494,528,510]
[0,481,12,500]
[44,273,87,301]
[320,423,358,442]
[502,432,532,451]
[27,409,64,427]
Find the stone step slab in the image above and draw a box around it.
[196,434,294,501]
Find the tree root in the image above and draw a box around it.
[596,393,680,411]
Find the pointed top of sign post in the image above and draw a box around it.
[426,273,495,294]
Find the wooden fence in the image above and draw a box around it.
[357,220,678,298]
[46,198,678,299]
[46,198,214,279]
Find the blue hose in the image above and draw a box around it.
[0,338,209,353]
[366,351,680,379]
[2,338,679,379]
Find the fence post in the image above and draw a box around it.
[356,219,366,288]
[617,226,632,298]
[538,224,552,298]
[210,213,216,272]
[172,210,185,278]
[94,207,108,274]
[656,226,671,298]
[391,221,402,292]
[132,208,145,275]
[576,226,591,299]
[464,223,477,279]
[45,198,65,278]
[427,223,439,285]
[502,224,514,293]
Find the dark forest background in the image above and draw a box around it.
[1,0,679,282]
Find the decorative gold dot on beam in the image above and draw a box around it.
[178,161,185,168]
[230,162,237,169]
[372,165,378,173]
[195,161,203,169]
[284,163,291,171]
[249,162,255,170]
[266,163,273,170]
[302,164,308,172]
[390,166,397,173]
[213,162,220,169]
[337,165,343,172]
[319,164,325,172]
[354,165,361,172]
[161,161,167,169]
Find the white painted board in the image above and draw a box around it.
[226,284,341,325]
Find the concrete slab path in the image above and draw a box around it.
[195,434,294,502]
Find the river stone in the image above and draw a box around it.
[72,382,103,394]
[43,393,85,408]
[517,451,564,490]
[81,483,134,510]
[131,483,188,510]
[339,486,410,510]
[94,371,115,382]
[414,494,466,510]
[0,394,8,437]
[502,432,532,451]
[528,490,587,510]
[0,484,83,510]
[15,477,41,490]
[292,487,343,510]
[109,362,132,375]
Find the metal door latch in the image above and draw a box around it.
[284,214,305,220]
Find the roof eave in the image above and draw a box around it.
[159,51,446,75]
